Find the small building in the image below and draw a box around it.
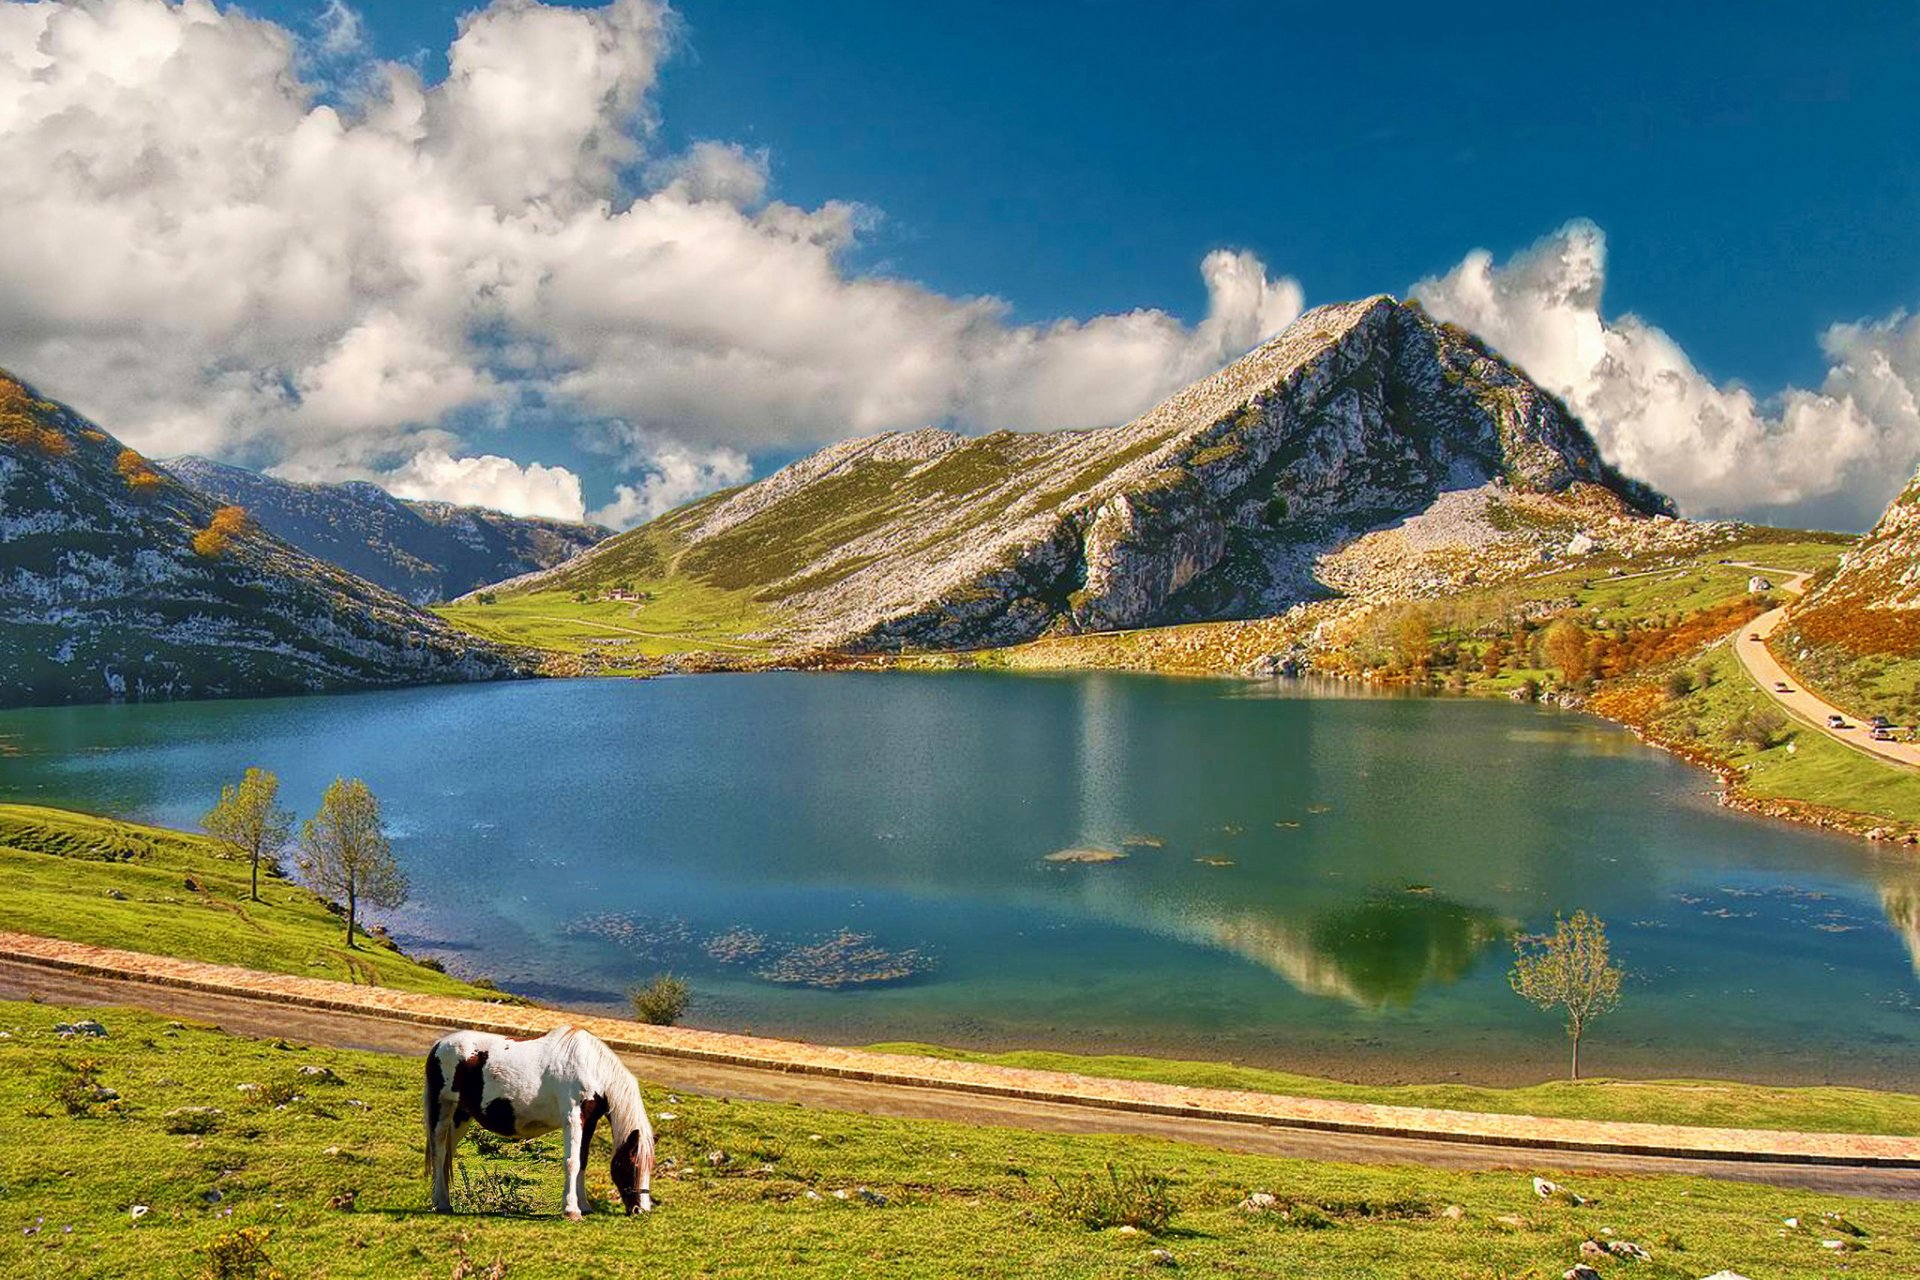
[604,588,639,602]
[1748,575,1773,593]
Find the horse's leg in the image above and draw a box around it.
[434,1114,469,1213]
[562,1105,586,1220]
[638,1128,654,1213]
[429,1103,455,1213]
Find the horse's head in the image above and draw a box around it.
[610,1128,648,1214]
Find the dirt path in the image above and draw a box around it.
[527,614,766,653]
[4,938,1920,1198]
[1730,566,1920,771]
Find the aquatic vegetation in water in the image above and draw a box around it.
[1044,847,1127,864]
[1120,834,1165,849]
[1194,857,1235,868]
[704,926,768,963]
[753,929,933,989]
[561,911,694,960]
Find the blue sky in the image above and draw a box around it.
[267,0,1916,392]
[4,0,1916,528]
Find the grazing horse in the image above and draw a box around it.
[425,1026,655,1218]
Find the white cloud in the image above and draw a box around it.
[1413,221,1920,529]
[383,448,588,522]
[0,0,1302,522]
[589,438,752,528]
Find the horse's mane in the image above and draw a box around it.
[545,1027,647,1141]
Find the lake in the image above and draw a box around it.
[3,672,1917,1087]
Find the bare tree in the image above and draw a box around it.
[297,777,407,949]
[202,767,293,902]
[1509,910,1624,1080]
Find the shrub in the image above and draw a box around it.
[164,1105,223,1135]
[630,974,690,1026]
[1664,669,1695,699]
[1046,1163,1177,1233]
[193,505,252,558]
[200,1227,283,1280]
[454,1161,535,1215]
[52,1058,122,1117]
[116,448,165,491]
[1728,708,1790,750]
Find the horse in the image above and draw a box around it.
[424,1025,655,1218]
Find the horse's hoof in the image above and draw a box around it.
[566,1209,584,1221]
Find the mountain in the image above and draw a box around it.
[488,295,1672,649]
[1777,466,1920,717]
[164,457,609,604]
[0,372,529,708]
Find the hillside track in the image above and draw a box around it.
[4,941,1920,1199]
[1731,566,1920,771]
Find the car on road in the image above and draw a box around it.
[1827,714,1850,729]
[1747,632,1762,641]
[1774,681,1793,693]
[1870,715,1893,729]
[1872,727,1897,742]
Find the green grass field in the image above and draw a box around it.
[0,804,496,998]
[873,1044,1920,1136]
[437,583,779,662]
[1641,648,1920,829]
[4,1000,1917,1280]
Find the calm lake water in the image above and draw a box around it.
[3,673,1918,1086]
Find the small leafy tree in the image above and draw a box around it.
[297,777,407,949]
[202,767,294,902]
[1542,618,1591,684]
[1510,910,1624,1080]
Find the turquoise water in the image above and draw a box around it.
[3,673,1917,1086]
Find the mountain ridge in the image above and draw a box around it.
[0,372,529,708]
[163,456,609,605]
[481,295,1673,650]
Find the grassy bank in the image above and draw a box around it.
[872,1044,1920,1137]
[0,804,495,998]
[3,1000,1917,1279]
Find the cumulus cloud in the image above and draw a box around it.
[0,0,1301,524]
[384,448,588,521]
[1413,221,1920,530]
[589,437,752,528]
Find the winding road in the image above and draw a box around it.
[1730,566,1920,770]
[3,936,1919,1199]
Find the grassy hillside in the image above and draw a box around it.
[0,805,496,997]
[5,999,1918,1279]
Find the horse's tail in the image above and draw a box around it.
[422,1048,441,1178]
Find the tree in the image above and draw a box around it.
[297,777,407,949]
[202,767,294,903]
[1509,910,1624,1080]
[1542,619,1591,684]
[1392,607,1434,672]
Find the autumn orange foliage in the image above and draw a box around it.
[1589,597,1769,678]
[0,377,72,457]
[192,504,253,558]
[116,448,166,491]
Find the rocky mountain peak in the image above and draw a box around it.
[485,299,1673,651]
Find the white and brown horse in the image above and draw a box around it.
[425,1026,655,1217]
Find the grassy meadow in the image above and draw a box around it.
[4,999,1919,1280]
[0,804,496,998]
